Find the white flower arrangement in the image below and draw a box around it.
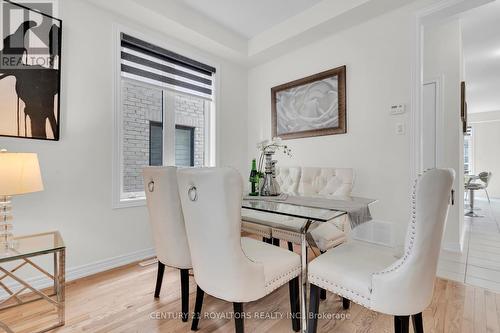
[256,137,292,175]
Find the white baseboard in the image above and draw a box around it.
[0,247,155,299]
[442,226,467,253]
[442,241,462,253]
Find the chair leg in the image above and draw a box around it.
[272,238,280,247]
[233,302,245,333]
[288,241,294,251]
[288,277,300,332]
[318,251,327,300]
[485,189,491,204]
[154,262,165,298]
[180,269,189,322]
[191,286,204,331]
[394,315,410,333]
[342,297,350,310]
[308,284,321,333]
[411,313,424,333]
[320,289,327,300]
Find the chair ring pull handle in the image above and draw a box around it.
[188,186,198,202]
[148,180,154,192]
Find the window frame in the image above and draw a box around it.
[112,25,218,209]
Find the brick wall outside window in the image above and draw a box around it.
[122,80,206,193]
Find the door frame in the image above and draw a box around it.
[410,0,492,252]
[410,0,492,177]
[422,78,444,169]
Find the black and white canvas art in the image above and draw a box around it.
[0,0,62,140]
[271,66,346,140]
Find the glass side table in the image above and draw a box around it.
[0,231,65,333]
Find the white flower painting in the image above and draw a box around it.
[275,77,339,135]
[271,66,346,140]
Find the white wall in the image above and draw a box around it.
[247,4,421,247]
[423,20,465,250]
[469,111,500,199]
[0,0,248,278]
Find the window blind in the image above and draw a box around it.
[120,33,216,100]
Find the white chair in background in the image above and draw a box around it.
[306,169,455,333]
[275,167,354,250]
[465,171,492,217]
[143,166,193,322]
[177,167,302,333]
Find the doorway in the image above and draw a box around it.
[419,0,500,291]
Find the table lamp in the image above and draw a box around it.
[0,149,44,249]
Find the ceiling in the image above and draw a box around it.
[462,0,500,113]
[176,0,323,39]
[89,0,417,65]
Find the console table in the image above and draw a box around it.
[0,231,65,333]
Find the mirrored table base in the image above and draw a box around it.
[254,216,340,333]
[0,248,65,333]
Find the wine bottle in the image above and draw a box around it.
[249,159,258,196]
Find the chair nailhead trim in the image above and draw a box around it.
[241,221,272,238]
[309,274,371,308]
[272,229,302,244]
[373,170,430,276]
[265,266,302,294]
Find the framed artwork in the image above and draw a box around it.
[0,0,62,140]
[461,81,467,134]
[271,65,346,140]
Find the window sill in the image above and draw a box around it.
[113,197,146,209]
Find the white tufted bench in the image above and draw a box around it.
[241,167,355,252]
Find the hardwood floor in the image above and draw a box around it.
[0,259,499,333]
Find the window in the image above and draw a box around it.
[464,126,473,175]
[114,31,216,207]
[175,125,195,167]
[149,121,163,166]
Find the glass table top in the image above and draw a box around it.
[242,199,345,222]
[0,231,65,263]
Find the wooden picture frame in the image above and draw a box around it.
[271,66,346,140]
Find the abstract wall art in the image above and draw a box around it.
[0,0,62,140]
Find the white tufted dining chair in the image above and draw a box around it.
[306,169,455,333]
[177,167,302,333]
[275,167,354,250]
[143,166,192,322]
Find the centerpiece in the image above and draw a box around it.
[249,137,292,196]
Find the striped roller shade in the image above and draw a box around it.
[120,33,216,100]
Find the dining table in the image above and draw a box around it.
[241,195,376,333]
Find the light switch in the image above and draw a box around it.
[390,104,406,115]
[395,123,405,135]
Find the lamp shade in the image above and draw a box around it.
[0,151,44,195]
